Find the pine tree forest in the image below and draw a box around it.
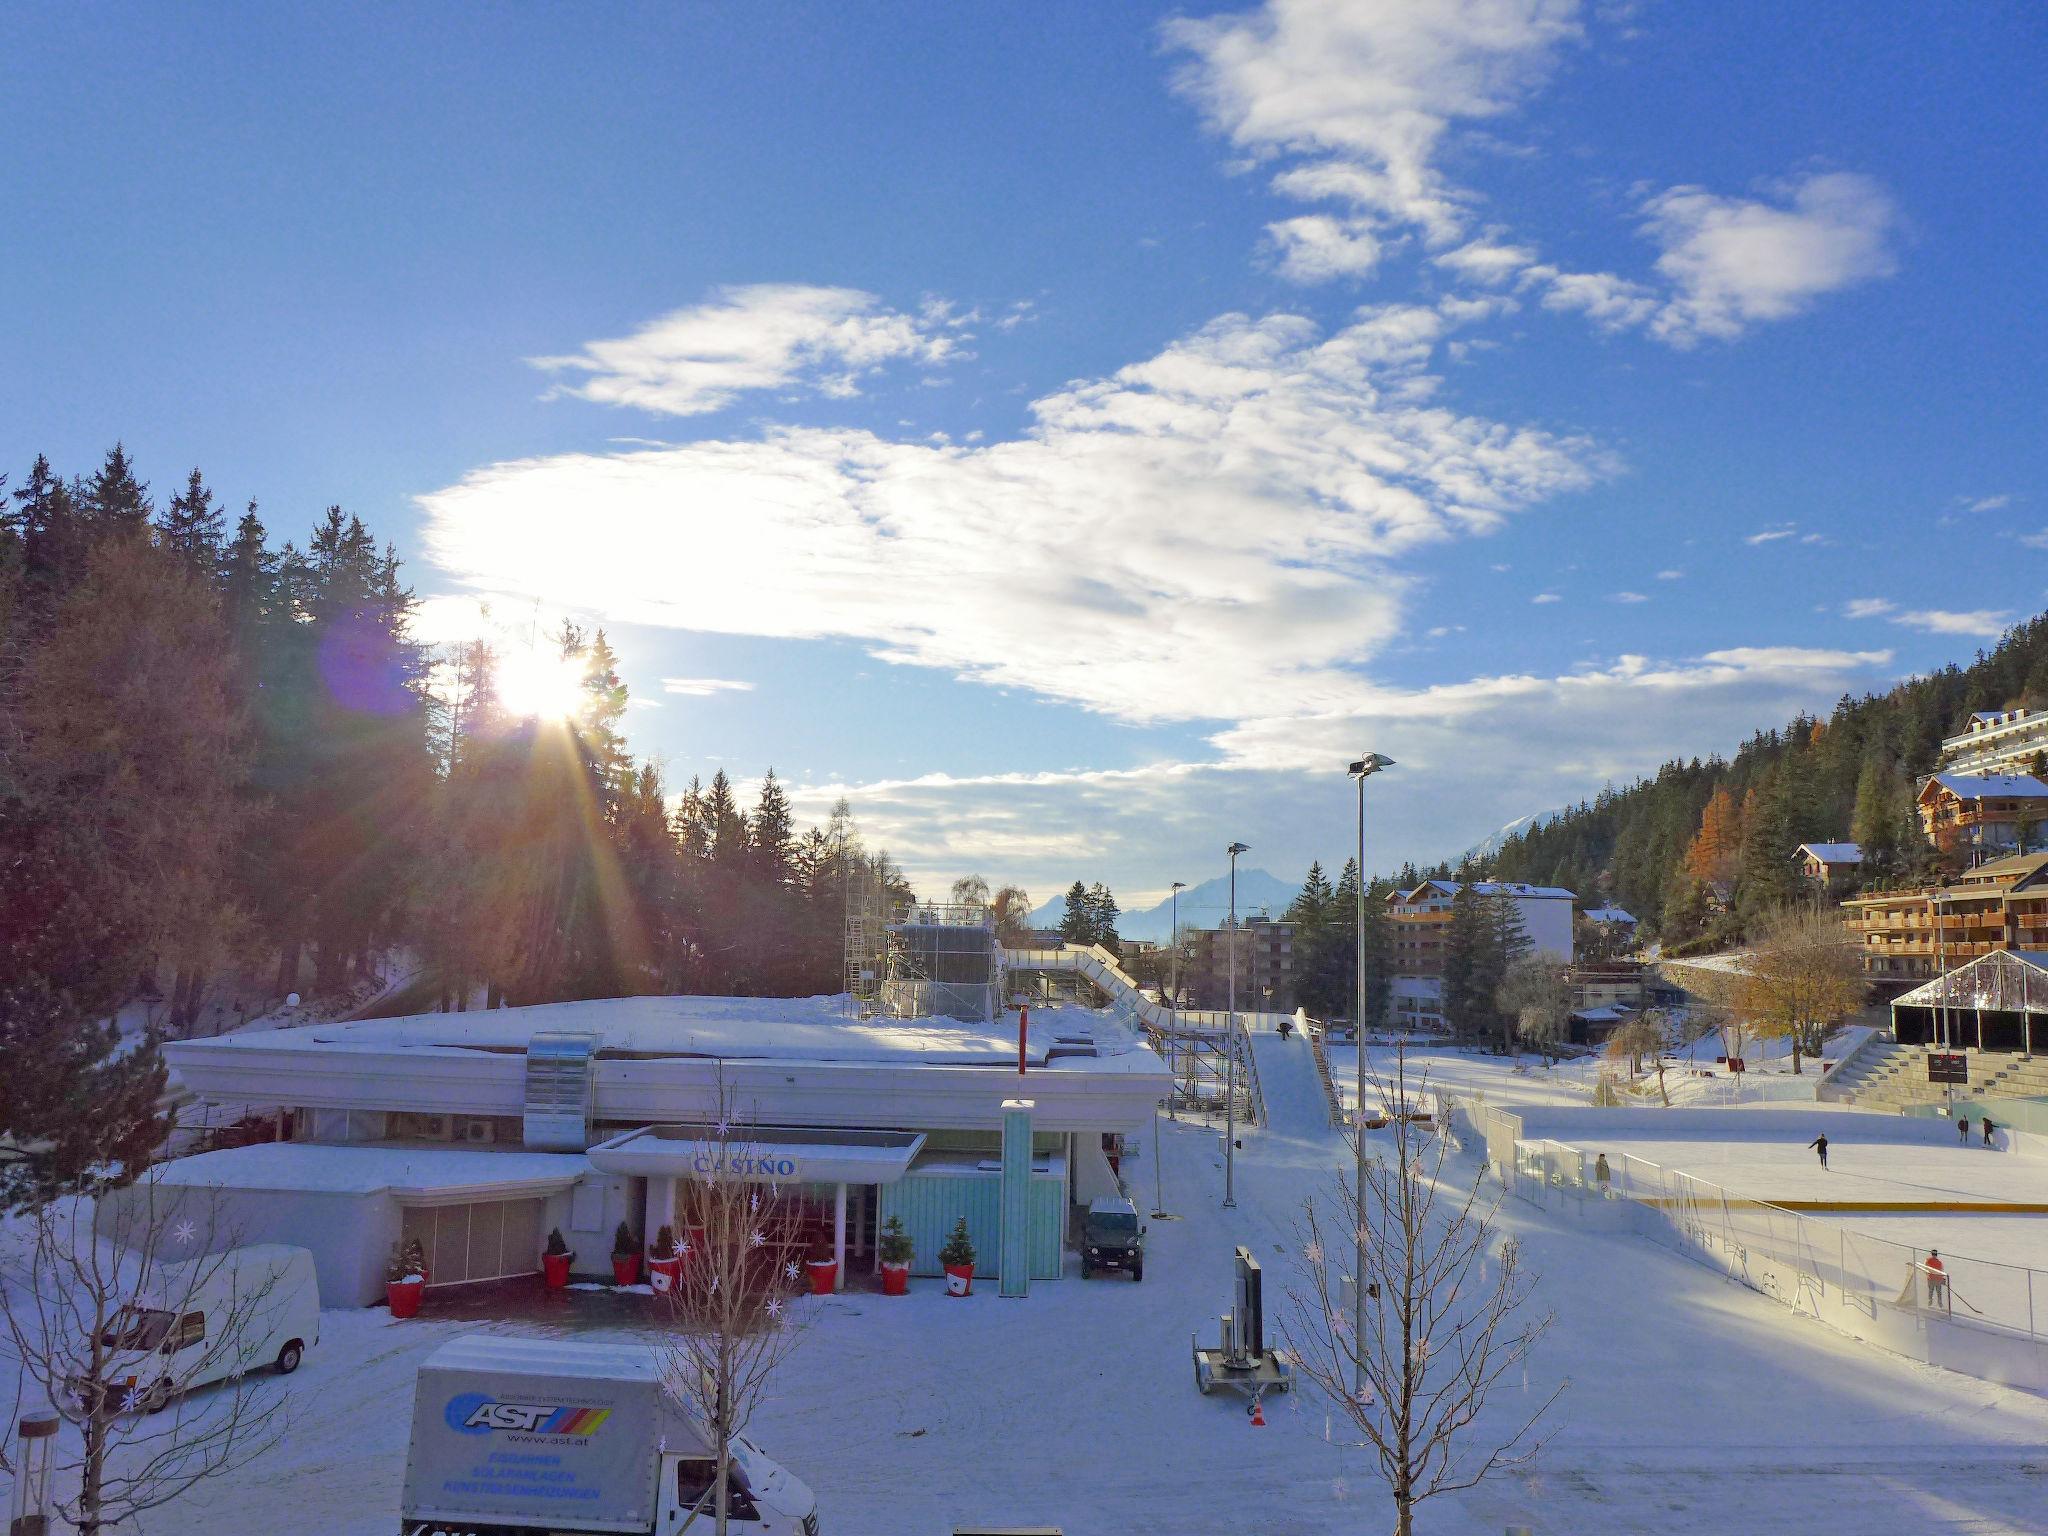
[0,448,914,1206]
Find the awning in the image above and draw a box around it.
[587,1124,926,1185]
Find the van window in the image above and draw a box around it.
[172,1311,206,1351]
[677,1459,756,1519]
[100,1307,173,1351]
[677,1459,716,1507]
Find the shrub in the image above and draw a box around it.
[613,1221,639,1258]
[937,1216,975,1270]
[878,1215,915,1267]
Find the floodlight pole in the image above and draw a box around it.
[1168,880,1186,1120]
[1225,841,1248,1209]
[1348,751,1394,1402]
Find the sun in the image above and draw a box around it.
[496,645,585,722]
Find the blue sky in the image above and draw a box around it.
[5,1,2045,908]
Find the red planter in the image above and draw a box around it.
[647,1255,683,1294]
[944,1262,974,1297]
[611,1253,642,1287]
[387,1277,424,1318]
[880,1262,910,1296]
[542,1251,573,1289]
[806,1259,838,1296]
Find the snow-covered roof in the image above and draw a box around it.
[1393,879,1576,902]
[1797,842,1863,865]
[136,1142,590,1197]
[1583,906,1637,924]
[173,994,1142,1073]
[1925,772,2048,801]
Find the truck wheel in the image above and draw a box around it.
[1131,1262,1143,1283]
[274,1341,304,1375]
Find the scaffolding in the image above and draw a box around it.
[846,887,1003,1024]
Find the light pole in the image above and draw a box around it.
[1348,751,1394,1401]
[1168,880,1187,1121]
[1225,841,1248,1209]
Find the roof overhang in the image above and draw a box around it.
[587,1124,927,1185]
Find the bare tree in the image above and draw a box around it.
[1495,955,1571,1066]
[1282,1048,1562,1536]
[1604,1013,1670,1104]
[0,1187,293,1534]
[989,884,1034,947]
[652,1089,816,1535]
[1731,905,1866,1074]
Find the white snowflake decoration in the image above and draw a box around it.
[171,1220,197,1246]
[708,1275,721,1295]
[765,1297,784,1320]
[783,1261,800,1281]
[748,1229,765,1248]
[1302,1240,1323,1267]
[120,1386,144,1412]
[749,1191,761,1213]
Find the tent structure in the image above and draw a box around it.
[1892,949,2048,1052]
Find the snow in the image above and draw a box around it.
[1798,841,1864,864]
[133,1142,591,1195]
[16,1035,2048,1532]
[173,995,1148,1071]
[1930,771,2048,799]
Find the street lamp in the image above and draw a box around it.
[1225,841,1249,1209]
[1347,751,1394,1401]
[1168,880,1187,1122]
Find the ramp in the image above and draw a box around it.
[1248,1029,1332,1143]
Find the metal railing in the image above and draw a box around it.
[1504,1132,2048,1344]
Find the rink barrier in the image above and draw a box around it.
[1452,1100,2048,1393]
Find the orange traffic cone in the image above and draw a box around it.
[1250,1398,1266,1427]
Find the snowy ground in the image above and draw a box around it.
[12,1035,2048,1533]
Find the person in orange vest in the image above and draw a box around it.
[1924,1249,1948,1309]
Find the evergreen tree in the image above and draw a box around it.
[1057,881,1094,945]
[1440,884,1489,1039]
[80,443,151,536]
[158,467,225,573]
[1087,882,1121,957]
[750,769,795,885]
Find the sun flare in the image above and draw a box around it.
[496,646,585,722]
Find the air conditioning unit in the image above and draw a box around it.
[461,1118,495,1145]
[414,1114,451,1141]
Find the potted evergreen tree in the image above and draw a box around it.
[878,1215,914,1296]
[647,1224,683,1293]
[386,1237,427,1317]
[939,1216,976,1296]
[611,1222,642,1286]
[542,1228,574,1288]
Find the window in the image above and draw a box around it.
[401,1197,546,1286]
[172,1310,206,1351]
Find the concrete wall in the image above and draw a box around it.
[1520,897,1575,962]
[97,1183,399,1309]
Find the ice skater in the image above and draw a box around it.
[1957,1114,1971,1144]
[1982,1116,1998,1148]
[1808,1132,1829,1169]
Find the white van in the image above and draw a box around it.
[85,1244,319,1414]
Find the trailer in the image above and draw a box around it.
[1191,1246,1293,1399]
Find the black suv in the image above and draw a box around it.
[1081,1197,1145,1281]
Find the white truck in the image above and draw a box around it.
[81,1244,319,1415]
[401,1335,819,1536]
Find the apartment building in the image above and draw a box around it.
[1917,771,2048,858]
[1841,848,2048,985]
[1385,880,1575,1030]
[1182,917,1297,1011]
[1937,708,2048,777]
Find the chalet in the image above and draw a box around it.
[1917,771,2048,858]
[1842,848,2048,985]
[1795,841,1863,884]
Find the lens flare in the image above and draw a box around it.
[496,646,585,721]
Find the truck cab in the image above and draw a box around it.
[665,1437,817,1534]
[1080,1196,1144,1281]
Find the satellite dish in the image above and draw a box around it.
[285,992,301,1008]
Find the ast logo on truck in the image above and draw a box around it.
[443,1391,611,1437]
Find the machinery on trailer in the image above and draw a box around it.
[1192,1245,1293,1399]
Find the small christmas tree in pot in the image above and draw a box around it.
[611,1222,642,1286]
[878,1215,914,1295]
[939,1216,976,1297]
[387,1237,428,1316]
[542,1227,574,1288]
[648,1224,683,1293]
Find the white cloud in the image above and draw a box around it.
[529,284,963,417]
[425,304,1609,731]
[1656,569,1683,580]
[1642,173,1898,345]
[1610,590,1647,603]
[1163,0,1583,253]
[1962,493,2011,513]
[2019,529,2048,551]
[1893,609,2011,639]
[661,677,756,697]
[1531,591,1562,604]
[1746,525,1798,545]
[1842,597,1895,620]
[1265,213,1386,281]
[1532,267,1660,331]
[1433,236,1541,286]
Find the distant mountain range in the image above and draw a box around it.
[1457,807,1568,866]
[1028,867,1302,944]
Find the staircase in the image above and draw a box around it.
[1826,1039,2048,1112]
